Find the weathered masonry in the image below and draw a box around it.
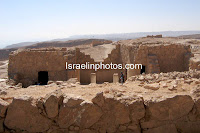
[8,40,193,87]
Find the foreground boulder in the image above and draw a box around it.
[1,91,199,132]
[91,93,145,133]
[0,98,9,132]
[4,96,51,132]
[142,95,195,132]
[58,96,102,129]
[44,89,64,119]
[147,95,194,121]
[0,98,9,118]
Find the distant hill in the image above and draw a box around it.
[0,48,17,61]
[2,31,200,61]
[0,39,111,60]
[25,39,111,49]
[178,34,200,39]
[5,42,38,49]
[5,31,200,49]
[62,31,200,41]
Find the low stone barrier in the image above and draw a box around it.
[0,89,200,133]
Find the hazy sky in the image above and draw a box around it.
[0,0,200,48]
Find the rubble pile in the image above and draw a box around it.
[128,70,200,83]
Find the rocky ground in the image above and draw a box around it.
[0,40,200,132]
[0,70,199,133]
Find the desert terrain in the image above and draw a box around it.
[0,37,199,133]
[0,69,200,133]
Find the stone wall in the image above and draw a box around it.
[8,45,123,86]
[90,40,112,47]
[1,90,200,133]
[124,44,192,76]
[8,48,95,87]
[97,44,122,83]
[8,48,69,87]
[8,42,193,86]
[147,34,162,38]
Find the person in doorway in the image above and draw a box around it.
[120,71,124,85]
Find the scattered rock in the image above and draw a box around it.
[0,90,7,95]
[56,81,63,85]
[15,83,22,88]
[184,79,193,84]
[168,85,177,91]
[144,83,160,90]
[66,78,79,84]
[48,81,54,85]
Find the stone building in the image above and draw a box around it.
[8,38,193,87]
[147,34,162,38]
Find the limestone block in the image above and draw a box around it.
[113,73,119,83]
[144,83,160,90]
[91,73,96,83]
[44,90,64,118]
[147,95,194,121]
[4,96,51,132]
[0,98,9,118]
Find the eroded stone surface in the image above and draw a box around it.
[44,89,64,118]
[4,96,51,132]
[147,95,194,121]
[0,98,9,118]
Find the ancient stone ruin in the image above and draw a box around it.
[0,70,200,133]
[147,34,163,38]
[0,37,199,133]
[8,38,193,87]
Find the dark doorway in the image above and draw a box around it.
[38,71,48,85]
[140,65,146,74]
